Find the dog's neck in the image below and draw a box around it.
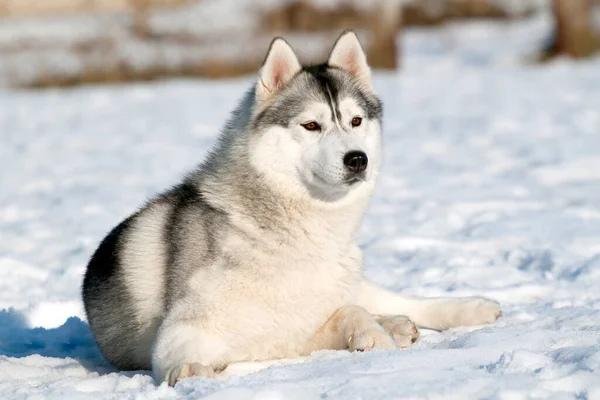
[199,155,374,243]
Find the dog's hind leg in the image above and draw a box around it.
[356,280,501,331]
[303,305,396,355]
[151,317,226,386]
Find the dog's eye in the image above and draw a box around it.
[302,122,321,131]
[351,117,362,127]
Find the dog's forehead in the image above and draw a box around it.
[298,66,382,120]
[296,101,331,119]
[299,66,360,107]
[296,98,363,122]
[338,97,363,114]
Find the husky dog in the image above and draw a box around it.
[82,31,501,386]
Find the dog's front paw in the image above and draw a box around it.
[446,297,501,328]
[349,326,397,352]
[377,315,420,348]
[167,363,215,386]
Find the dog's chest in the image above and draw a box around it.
[232,264,357,359]
[218,231,362,358]
[188,207,366,360]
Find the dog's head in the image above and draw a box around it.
[248,31,383,202]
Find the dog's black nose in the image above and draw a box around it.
[343,151,368,174]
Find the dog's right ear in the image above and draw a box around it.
[256,38,302,103]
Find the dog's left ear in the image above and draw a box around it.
[328,30,373,89]
[256,38,302,103]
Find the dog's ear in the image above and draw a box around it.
[328,30,373,89]
[256,38,302,102]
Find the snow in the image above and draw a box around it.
[2,15,600,399]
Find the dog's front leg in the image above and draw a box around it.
[356,279,501,331]
[302,305,396,355]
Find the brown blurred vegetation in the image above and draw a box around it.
[0,0,186,16]
[0,0,598,88]
[539,0,600,60]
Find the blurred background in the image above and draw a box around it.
[0,0,599,88]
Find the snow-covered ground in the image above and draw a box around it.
[2,16,600,399]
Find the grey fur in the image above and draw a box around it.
[82,55,381,371]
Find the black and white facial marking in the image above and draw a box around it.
[249,31,383,202]
[255,64,382,131]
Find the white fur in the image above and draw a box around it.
[121,203,169,367]
[152,195,371,381]
[149,32,501,385]
[248,97,382,203]
[356,281,501,331]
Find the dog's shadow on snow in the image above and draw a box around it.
[0,308,117,375]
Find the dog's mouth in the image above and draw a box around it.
[343,177,362,185]
[342,171,366,186]
[312,171,367,190]
[310,171,335,187]
[303,170,367,202]
[311,171,365,188]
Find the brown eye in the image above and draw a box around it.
[302,122,320,131]
[351,117,362,127]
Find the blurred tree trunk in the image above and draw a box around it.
[552,0,599,58]
[368,0,401,70]
[131,0,152,38]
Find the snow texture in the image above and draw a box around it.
[2,16,600,400]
